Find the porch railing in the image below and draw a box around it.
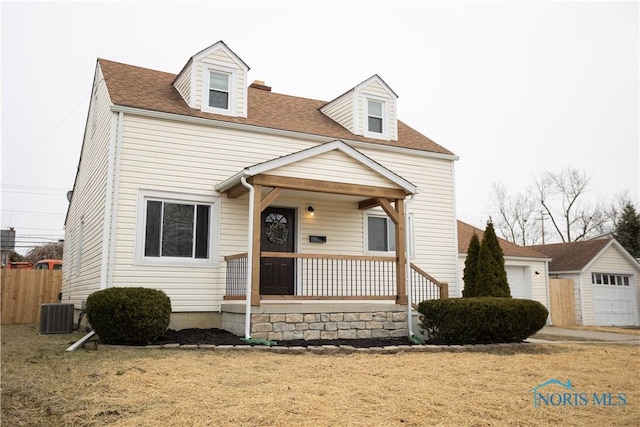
[225,253,248,296]
[223,252,447,303]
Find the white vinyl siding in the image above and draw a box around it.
[109,113,458,308]
[268,149,401,188]
[112,115,320,311]
[193,45,247,117]
[62,65,113,307]
[321,76,398,141]
[173,62,192,106]
[360,148,457,296]
[356,79,398,140]
[320,91,354,133]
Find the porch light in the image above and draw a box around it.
[307,205,315,216]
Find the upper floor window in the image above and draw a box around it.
[201,64,236,116]
[364,97,388,139]
[367,100,383,134]
[208,71,230,110]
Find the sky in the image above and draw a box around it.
[1,0,639,254]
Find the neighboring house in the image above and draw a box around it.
[63,41,460,340]
[457,221,550,308]
[530,239,640,326]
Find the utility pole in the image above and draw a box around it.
[540,210,547,244]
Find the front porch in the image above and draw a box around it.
[214,140,449,340]
[222,252,447,340]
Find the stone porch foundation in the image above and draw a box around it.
[221,302,409,341]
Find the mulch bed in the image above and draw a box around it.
[152,328,415,348]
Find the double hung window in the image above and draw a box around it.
[367,100,384,134]
[202,65,236,115]
[208,71,230,110]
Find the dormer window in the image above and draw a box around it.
[208,71,230,109]
[364,97,388,139]
[367,100,383,134]
[201,63,237,116]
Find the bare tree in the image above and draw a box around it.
[24,242,64,264]
[532,167,612,242]
[490,167,616,245]
[490,183,540,246]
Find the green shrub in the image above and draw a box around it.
[85,287,171,345]
[417,297,548,344]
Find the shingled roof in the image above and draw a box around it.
[97,58,454,156]
[457,220,548,258]
[529,239,612,272]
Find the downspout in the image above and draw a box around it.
[240,176,253,339]
[404,194,417,339]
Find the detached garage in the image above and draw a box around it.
[531,238,640,327]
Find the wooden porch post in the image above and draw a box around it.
[251,184,262,306]
[395,199,407,304]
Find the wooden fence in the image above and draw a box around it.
[1,269,63,324]
[549,278,575,327]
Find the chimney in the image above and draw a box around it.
[249,80,271,91]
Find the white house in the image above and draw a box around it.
[530,239,640,326]
[457,221,551,308]
[63,41,460,340]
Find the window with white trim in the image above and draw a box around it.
[364,97,388,139]
[592,273,631,286]
[201,65,236,116]
[367,100,383,134]
[365,213,414,256]
[368,215,395,252]
[208,71,230,110]
[137,191,219,265]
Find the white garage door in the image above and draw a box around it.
[592,273,636,326]
[506,266,529,299]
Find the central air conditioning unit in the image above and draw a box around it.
[40,303,74,334]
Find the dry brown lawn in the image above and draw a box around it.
[2,324,639,426]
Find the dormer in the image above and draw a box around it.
[320,75,398,141]
[173,41,250,118]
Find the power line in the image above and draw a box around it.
[2,91,90,181]
[0,184,69,191]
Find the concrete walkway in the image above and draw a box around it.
[533,326,640,345]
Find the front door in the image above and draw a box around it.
[260,207,295,295]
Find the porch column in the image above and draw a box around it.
[395,199,407,304]
[251,184,262,306]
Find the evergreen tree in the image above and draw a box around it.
[474,221,511,297]
[614,202,640,258]
[462,233,480,297]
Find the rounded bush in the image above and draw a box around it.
[85,287,171,345]
[417,297,548,344]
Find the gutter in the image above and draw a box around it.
[109,105,460,162]
[240,176,253,339]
